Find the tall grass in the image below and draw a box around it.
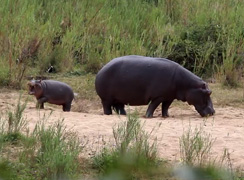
[0,93,28,144]
[0,95,82,179]
[0,0,244,87]
[178,124,243,180]
[92,113,166,179]
[31,118,81,179]
[7,94,27,135]
[179,125,215,167]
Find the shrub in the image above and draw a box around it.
[179,125,215,167]
[1,0,244,80]
[93,112,164,179]
[167,23,224,76]
[0,63,10,86]
[177,124,243,180]
[32,119,82,179]
[7,93,27,135]
[0,96,83,179]
[0,93,28,144]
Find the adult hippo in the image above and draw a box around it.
[28,80,74,111]
[95,55,215,117]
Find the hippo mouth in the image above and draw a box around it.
[29,86,35,95]
[196,106,215,117]
[27,82,35,95]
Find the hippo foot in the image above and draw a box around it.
[102,105,112,115]
[145,113,153,118]
[162,110,170,118]
[116,111,126,115]
[162,113,169,118]
[104,110,112,115]
[36,105,44,109]
[63,109,71,112]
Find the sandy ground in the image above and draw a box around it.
[0,90,244,170]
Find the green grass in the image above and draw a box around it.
[177,123,244,180]
[31,118,82,179]
[179,124,216,166]
[0,95,83,179]
[92,112,170,179]
[0,0,244,88]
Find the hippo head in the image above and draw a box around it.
[27,80,43,98]
[186,83,215,117]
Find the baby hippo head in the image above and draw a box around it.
[27,80,43,99]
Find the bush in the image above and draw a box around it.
[178,124,243,180]
[179,125,215,167]
[1,0,244,81]
[7,94,27,135]
[0,60,10,86]
[93,113,165,179]
[167,23,224,76]
[0,93,28,144]
[0,95,83,179]
[32,119,82,179]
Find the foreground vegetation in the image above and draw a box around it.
[0,95,243,180]
[0,0,244,89]
[0,95,82,179]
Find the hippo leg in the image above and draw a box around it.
[145,99,162,118]
[36,102,44,109]
[113,103,126,115]
[161,100,173,118]
[63,103,71,112]
[36,97,48,109]
[102,100,112,115]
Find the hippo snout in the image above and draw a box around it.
[198,107,215,117]
[28,85,35,95]
[29,91,35,95]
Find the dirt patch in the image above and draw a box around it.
[0,90,244,170]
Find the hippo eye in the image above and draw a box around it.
[201,83,207,89]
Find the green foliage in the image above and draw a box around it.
[0,60,10,86]
[2,132,23,144]
[7,93,28,135]
[0,95,82,179]
[167,23,224,76]
[0,0,244,88]
[93,113,166,179]
[31,118,82,179]
[0,160,17,179]
[178,124,244,180]
[0,117,82,180]
[179,125,215,167]
[174,165,239,180]
[0,93,28,145]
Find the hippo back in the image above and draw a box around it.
[95,55,180,105]
[41,80,74,104]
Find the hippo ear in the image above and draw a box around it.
[34,83,41,89]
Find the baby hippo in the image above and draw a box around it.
[28,80,74,111]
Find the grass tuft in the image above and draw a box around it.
[92,112,168,179]
[179,124,215,167]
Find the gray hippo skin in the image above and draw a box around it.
[95,55,215,118]
[28,80,74,111]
